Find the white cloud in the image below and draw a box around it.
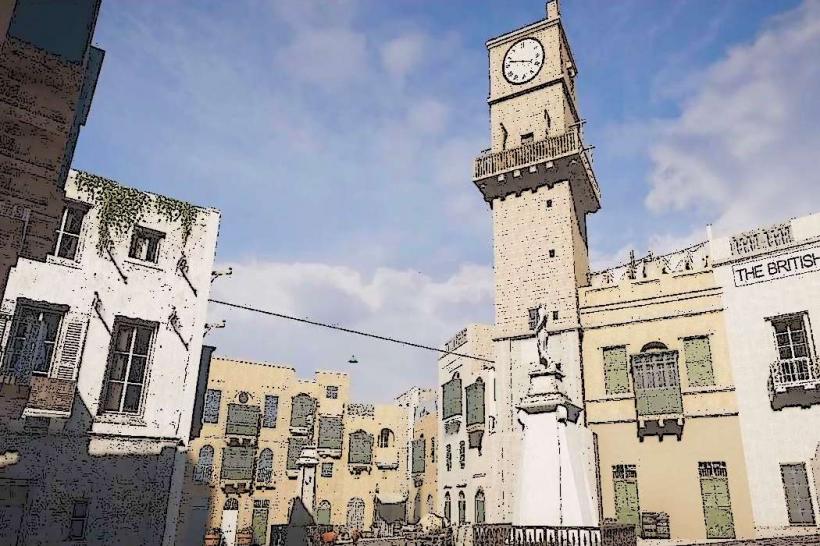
[380,33,427,83]
[276,27,368,88]
[207,261,493,402]
[645,0,820,235]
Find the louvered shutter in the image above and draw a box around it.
[684,337,715,387]
[54,312,89,381]
[0,312,12,367]
[442,377,462,420]
[603,346,630,395]
[412,439,426,474]
[318,415,343,450]
[465,380,485,426]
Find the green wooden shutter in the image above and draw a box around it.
[317,501,331,525]
[225,404,260,436]
[465,380,485,426]
[442,378,462,420]
[614,480,640,528]
[781,463,816,525]
[700,476,735,539]
[684,337,715,387]
[318,415,344,450]
[290,394,316,428]
[348,431,373,464]
[287,436,308,470]
[220,446,254,480]
[603,347,630,395]
[412,439,426,474]
[252,506,269,544]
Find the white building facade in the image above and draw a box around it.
[0,169,220,545]
[437,324,498,527]
[712,214,820,538]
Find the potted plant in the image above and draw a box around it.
[204,527,222,546]
[236,526,255,546]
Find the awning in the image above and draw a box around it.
[375,494,407,524]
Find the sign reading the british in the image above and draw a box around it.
[733,246,820,287]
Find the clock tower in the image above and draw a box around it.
[472,1,601,526]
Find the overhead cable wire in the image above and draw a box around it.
[208,298,493,363]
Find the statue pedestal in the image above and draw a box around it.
[514,372,599,527]
[297,446,320,516]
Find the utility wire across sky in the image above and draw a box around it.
[208,298,494,363]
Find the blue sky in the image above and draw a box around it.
[73,0,820,401]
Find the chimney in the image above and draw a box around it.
[547,0,561,21]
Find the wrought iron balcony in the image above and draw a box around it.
[769,357,820,410]
[472,126,600,207]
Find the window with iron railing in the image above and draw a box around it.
[632,350,683,416]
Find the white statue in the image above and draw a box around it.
[534,304,561,376]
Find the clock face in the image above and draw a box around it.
[503,38,544,85]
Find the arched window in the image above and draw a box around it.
[256,448,273,484]
[346,498,365,531]
[640,341,668,352]
[378,428,394,448]
[414,490,422,523]
[426,494,434,515]
[458,491,466,524]
[194,445,214,484]
[224,497,239,510]
[317,500,332,526]
[475,489,486,524]
[444,492,451,523]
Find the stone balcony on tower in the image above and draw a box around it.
[472,124,600,213]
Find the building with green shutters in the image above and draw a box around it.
[176,356,423,546]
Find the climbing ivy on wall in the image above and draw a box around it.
[74,171,201,256]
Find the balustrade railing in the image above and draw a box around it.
[473,128,582,180]
[474,524,601,546]
[770,357,820,391]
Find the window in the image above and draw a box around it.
[549,249,556,258]
[378,428,393,448]
[256,449,273,484]
[101,318,155,414]
[326,385,339,399]
[128,226,164,263]
[633,351,680,390]
[412,438,426,474]
[203,389,221,424]
[442,374,463,420]
[458,491,466,524]
[431,437,436,462]
[466,379,485,427]
[317,500,331,525]
[221,446,255,481]
[546,199,553,208]
[287,437,308,471]
[772,314,811,361]
[5,304,63,379]
[444,492,452,522]
[446,444,452,471]
[552,310,559,321]
[475,490,486,524]
[53,204,86,260]
[781,463,816,525]
[613,464,640,529]
[521,132,534,145]
[528,307,539,330]
[684,336,715,387]
[603,346,630,395]
[321,462,333,478]
[459,441,466,469]
[348,430,374,465]
[263,395,278,428]
[317,415,344,451]
[68,500,89,540]
[290,393,316,429]
[194,445,214,484]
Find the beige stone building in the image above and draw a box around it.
[581,244,755,541]
[176,356,417,546]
